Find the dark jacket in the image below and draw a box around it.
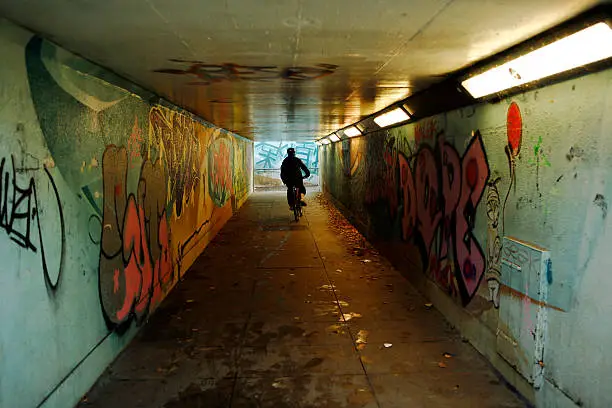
[280,156,310,185]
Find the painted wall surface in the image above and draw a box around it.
[0,19,252,408]
[321,67,612,407]
[254,141,319,186]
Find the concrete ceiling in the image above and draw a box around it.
[0,0,606,141]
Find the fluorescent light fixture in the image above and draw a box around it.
[373,108,410,128]
[320,138,331,145]
[462,22,612,98]
[314,140,322,146]
[329,133,341,142]
[343,126,362,137]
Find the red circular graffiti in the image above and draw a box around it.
[507,102,522,156]
[465,158,478,189]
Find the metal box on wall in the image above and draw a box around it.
[496,236,550,389]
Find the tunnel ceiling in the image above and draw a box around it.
[0,0,605,141]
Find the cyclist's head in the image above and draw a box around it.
[287,147,296,156]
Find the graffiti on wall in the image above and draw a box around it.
[364,124,490,305]
[503,102,523,233]
[255,141,318,171]
[154,60,338,85]
[486,176,502,308]
[254,141,319,186]
[0,154,65,290]
[99,145,172,327]
[24,35,251,329]
[208,136,233,208]
[150,107,202,217]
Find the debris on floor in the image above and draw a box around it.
[355,330,369,350]
[341,312,362,321]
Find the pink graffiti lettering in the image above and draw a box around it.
[391,131,489,304]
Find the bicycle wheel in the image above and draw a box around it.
[293,187,301,222]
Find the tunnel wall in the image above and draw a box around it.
[321,67,612,407]
[0,19,252,408]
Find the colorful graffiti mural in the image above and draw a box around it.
[0,26,252,408]
[99,145,172,327]
[149,107,202,217]
[336,121,490,305]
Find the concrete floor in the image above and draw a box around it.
[78,191,528,408]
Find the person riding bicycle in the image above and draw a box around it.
[280,147,310,210]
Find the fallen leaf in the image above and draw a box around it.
[383,343,393,348]
[355,330,369,344]
[186,299,195,303]
[443,352,453,359]
[362,259,372,263]
[438,362,447,368]
[341,312,362,321]
[424,303,433,308]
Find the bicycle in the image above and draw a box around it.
[292,185,303,222]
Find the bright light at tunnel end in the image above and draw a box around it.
[373,108,411,128]
[462,22,612,99]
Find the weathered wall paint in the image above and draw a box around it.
[0,19,252,408]
[321,66,612,407]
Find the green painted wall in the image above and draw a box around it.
[321,65,612,407]
[0,19,252,408]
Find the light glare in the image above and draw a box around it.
[329,133,341,142]
[462,22,612,98]
[343,126,362,137]
[373,108,410,128]
[320,138,331,145]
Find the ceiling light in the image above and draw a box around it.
[373,108,410,128]
[462,22,612,98]
[314,140,322,146]
[343,126,362,137]
[329,133,341,142]
[320,138,331,145]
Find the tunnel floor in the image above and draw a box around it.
[79,191,527,408]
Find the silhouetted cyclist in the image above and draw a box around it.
[280,147,310,210]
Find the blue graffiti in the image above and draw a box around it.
[254,142,318,173]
